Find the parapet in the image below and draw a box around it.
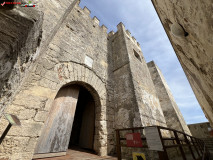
[107,23,141,48]
[93,16,100,25]
[147,60,155,67]
[125,30,141,48]
[76,0,80,5]
[108,31,115,37]
[126,30,131,37]
[83,6,91,15]
[101,25,108,33]
[117,22,125,31]
[75,3,108,33]
[132,36,136,43]
[137,42,140,47]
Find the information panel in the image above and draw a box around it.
[126,133,143,147]
[144,127,163,151]
[4,114,21,126]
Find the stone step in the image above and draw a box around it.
[201,138,213,152]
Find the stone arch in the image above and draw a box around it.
[0,62,108,159]
[33,80,106,157]
[31,61,108,157]
[49,62,106,98]
[59,80,106,153]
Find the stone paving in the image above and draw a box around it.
[34,148,117,160]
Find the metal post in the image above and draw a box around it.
[197,139,203,154]
[200,140,205,154]
[116,130,122,160]
[157,127,169,160]
[0,123,12,145]
[191,137,201,157]
[184,135,196,159]
[174,131,186,160]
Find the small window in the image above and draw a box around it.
[133,49,141,62]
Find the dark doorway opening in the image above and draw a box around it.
[68,87,95,152]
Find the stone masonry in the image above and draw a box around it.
[0,0,191,159]
[148,61,191,135]
[188,122,212,139]
[108,24,167,129]
[151,0,213,126]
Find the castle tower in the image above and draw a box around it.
[108,23,167,129]
[148,61,191,135]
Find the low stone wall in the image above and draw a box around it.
[188,122,212,138]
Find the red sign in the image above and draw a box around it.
[126,133,143,147]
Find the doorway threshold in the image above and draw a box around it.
[33,149,117,160]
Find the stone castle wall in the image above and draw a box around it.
[125,31,166,128]
[0,6,43,117]
[108,24,142,129]
[0,1,113,159]
[108,23,167,130]
[188,122,212,139]
[151,0,213,126]
[0,0,79,119]
[148,61,191,135]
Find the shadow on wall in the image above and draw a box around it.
[0,6,43,114]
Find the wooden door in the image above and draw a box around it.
[34,86,80,154]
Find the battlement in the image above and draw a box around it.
[108,31,115,37]
[101,25,108,33]
[93,16,100,25]
[75,3,107,33]
[83,6,91,15]
[117,22,125,31]
[77,0,80,5]
[77,2,141,46]
[107,22,141,48]
[125,30,140,47]
[126,30,131,37]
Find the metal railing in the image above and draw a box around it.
[116,126,210,160]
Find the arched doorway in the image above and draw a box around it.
[34,83,98,158]
[68,86,95,150]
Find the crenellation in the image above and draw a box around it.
[81,6,107,31]
[132,36,137,43]
[126,30,131,37]
[108,31,115,37]
[75,5,84,14]
[124,29,141,47]
[117,22,125,31]
[83,6,91,15]
[101,25,108,33]
[92,16,100,26]
[76,0,80,5]
[137,42,140,47]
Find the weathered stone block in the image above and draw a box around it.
[19,109,36,120]
[8,120,44,137]
[34,111,48,122]
[13,93,47,109]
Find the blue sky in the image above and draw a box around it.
[79,0,208,124]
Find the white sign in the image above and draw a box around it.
[85,55,93,68]
[144,127,163,151]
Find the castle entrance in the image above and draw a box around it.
[33,84,96,159]
[68,87,95,151]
